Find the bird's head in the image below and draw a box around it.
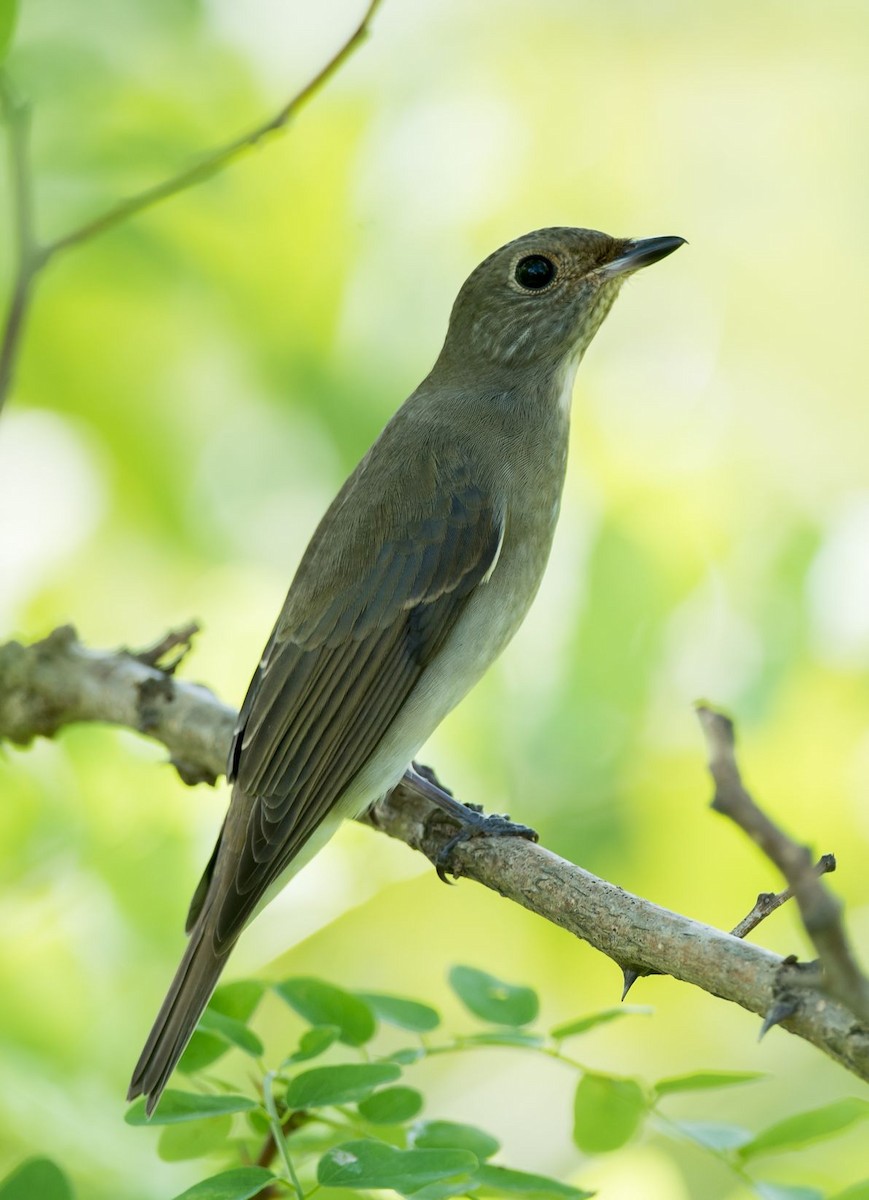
[440,226,684,376]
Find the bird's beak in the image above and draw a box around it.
[599,235,686,279]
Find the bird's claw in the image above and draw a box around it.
[435,812,538,883]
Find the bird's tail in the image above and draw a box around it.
[128,915,232,1117]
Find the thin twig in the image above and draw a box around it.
[697,704,869,1025]
[0,0,383,417]
[130,621,201,673]
[39,0,383,264]
[262,1070,303,1200]
[729,854,837,940]
[0,74,42,414]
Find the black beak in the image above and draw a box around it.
[601,235,686,279]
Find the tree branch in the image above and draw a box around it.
[0,75,41,414]
[0,0,383,415]
[697,705,869,1025]
[2,626,868,1082]
[39,0,383,264]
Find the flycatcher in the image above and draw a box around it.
[129,225,683,1114]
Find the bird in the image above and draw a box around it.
[128,225,684,1114]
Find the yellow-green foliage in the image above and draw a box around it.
[1,2,868,1198]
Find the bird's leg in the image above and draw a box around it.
[404,763,538,882]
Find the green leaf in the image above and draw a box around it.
[460,1031,545,1049]
[245,1109,271,1137]
[286,1062,401,1108]
[0,0,19,63]
[387,1047,426,1065]
[358,1086,424,1124]
[831,1183,869,1200]
[211,980,266,1020]
[473,1165,595,1200]
[572,1074,648,1152]
[400,1180,474,1200]
[551,1006,652,1040]
[125,1090,259,1126]
[180,981,266,1074]
[670,1121,754,1152]
[448,966,538,1027]
[179,1031,230,1076]
[358,992,441,1032]
[317,1140,477,1190]
[753,1185,824,1200]
[411,1120,500,1160]
[275,977,376,1045]
[157,1115,234,1162]
[0,1158,73,1200]
[654,1070,766,1098]
[170,1167,277,1200]
[196,1009,264,1057]
[286,1025,341,1064]
[740,1099,869,1160]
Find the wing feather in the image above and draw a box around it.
[212,456,503,949]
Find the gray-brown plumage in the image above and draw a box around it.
[128,226,683,1114]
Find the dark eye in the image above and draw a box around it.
[514,254,556,290]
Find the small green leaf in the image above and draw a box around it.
[196,1009,264,1057]
[831,1183,869,1200]
[460,1031,545,1049]
[286,1062,401,1108]
[572,1074,648,1152]
[448,966,538,1026]
[0,1158,73,1200]
[400,1180,474,1200]
[358,1086,423,1124]
[180,981,265,1074]
[411,1120,500,1160]
[286,1025,340,1064]
[551,1006,652,1041]
[654,1070,766,1098]
[245,1109,271,1136]
[125,1091,259,1126]
[387,1047,426,1065]
[0,0,19,62]
[474,1165,595,1200]
[740,1099,869,1160]
[158,1115,234,1162]
[212,980,266,1021]
[753,1184,824,1200]
[358,992,441,1032]
[170,1167,277,1200]
[179,1031,230,1076]
[317,1141,477,1190]
[157,1116,233,1163]
[671,1121,754,1152]
[275,977,376,1045]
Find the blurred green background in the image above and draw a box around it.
[1,0,868,1196]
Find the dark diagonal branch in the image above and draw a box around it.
[2,626,868,1083]
[697,705,869,1025]
[0,0,383,415]
[0,76,40,412]
[39,0,383,263]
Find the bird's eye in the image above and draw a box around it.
[514,254,557,290]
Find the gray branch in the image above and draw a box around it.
[697,705,869,1025]
[2,626,868,1082]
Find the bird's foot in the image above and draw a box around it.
[435,810,538,883]
[402,764,537,883]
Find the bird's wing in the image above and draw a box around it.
[204,455,502,948]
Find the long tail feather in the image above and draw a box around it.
[128,917,232,1116]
